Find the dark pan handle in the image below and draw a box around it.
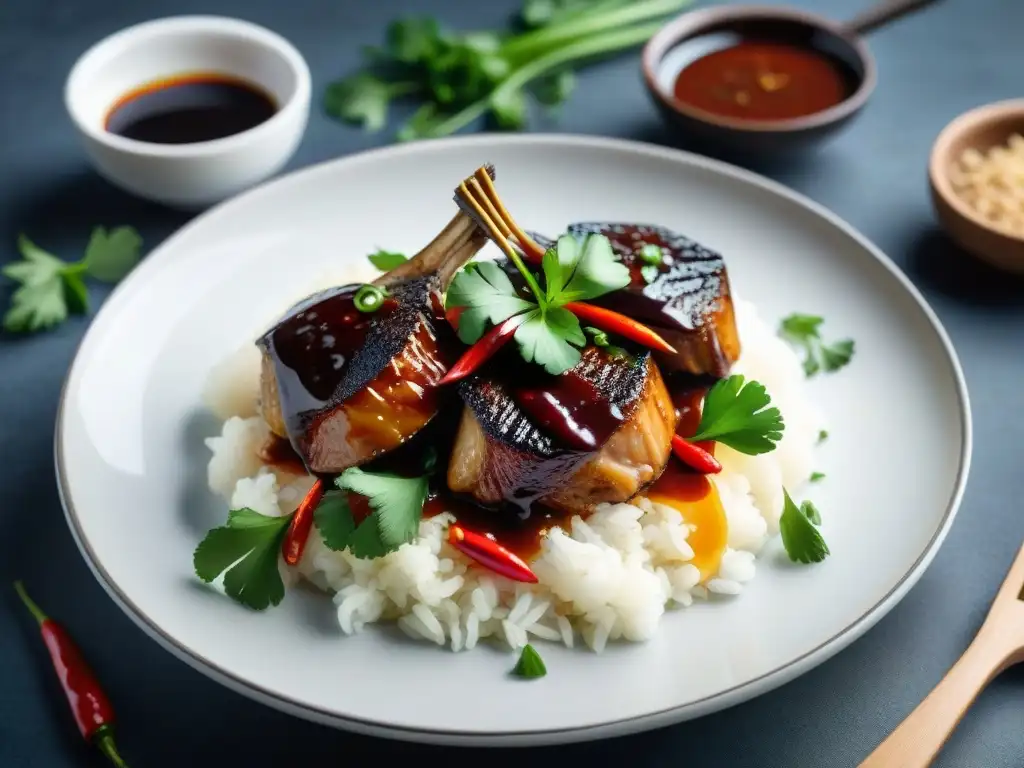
[842,0,943,36]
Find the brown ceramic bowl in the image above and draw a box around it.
[929,100,1024,274]
[641,5,877,155]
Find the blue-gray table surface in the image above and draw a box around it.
[2,0,1023,766]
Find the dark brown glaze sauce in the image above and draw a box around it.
[105,73,277,145]
[258,435,306,476]
[514,364,627,452]
[422,493,557,560]
[261,285,391,434]
[258,281,452,472]
[456,343,647,516]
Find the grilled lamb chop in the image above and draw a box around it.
[529,224,740,379]
[256,169,493,474]
[443,168,676,516]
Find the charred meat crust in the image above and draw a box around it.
[527,223,739,378]
[457,346,652,459]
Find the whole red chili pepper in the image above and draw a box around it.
[563,302,677,354]
[14,581,129,767]
[439,313,527,386]
[448,524,538,583]
[671,435,722,474]
[282,478,325,566]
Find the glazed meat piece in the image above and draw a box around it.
[530,223,740,379]
[447,345,675,515]
[257,171,493,474]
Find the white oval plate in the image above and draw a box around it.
[58,135,970,746]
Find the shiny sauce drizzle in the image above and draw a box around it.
[515,370,625,452]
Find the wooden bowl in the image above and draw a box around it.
[929,100,1024,273]
[641,5,876,156]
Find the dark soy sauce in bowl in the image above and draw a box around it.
[105,73,277,145]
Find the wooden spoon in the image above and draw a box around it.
[860,543,1024,767]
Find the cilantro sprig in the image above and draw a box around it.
[193,508,292,611]
[690,375,785,455]
[2,227,142,333]
[323,0,693,141]
[511,643,547,679]
[778,313,855,377]
[367,248,409,271]
[446,233,629,375]
[779,489,829,564]
[314,464,430,559]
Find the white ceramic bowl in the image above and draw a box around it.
[65,16,311,209]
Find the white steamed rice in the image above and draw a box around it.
[202,291,824,654]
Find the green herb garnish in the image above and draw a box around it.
[512,643,547,679]
[809,471,825,483]
[779,489,829,564]
[801,500,822,525]
[584,326,609,347]
[446,233,629,375]
[640,264,659,284]
[690,375,785,455]
[193,508,292,610]
[314,466,430,559]
[3,227,142,333]
[368,249,409,271]
[779,313,855,377]
[354,284,387,313]
[818,430,829,443]
[323,0,694,141]
[638,243,663,265]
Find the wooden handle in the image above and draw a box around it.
[842,0,943,36]
[859,625,1011,768]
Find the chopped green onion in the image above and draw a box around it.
[584,326,609,347]
[639,243,663,265]
[354,284,386,313]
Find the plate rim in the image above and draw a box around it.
[55,132,973,745]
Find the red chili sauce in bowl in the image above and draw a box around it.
[672,41,853,122]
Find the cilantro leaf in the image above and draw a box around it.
[330,467,429,558]
[312,491,356,549]
[3,229,143,334]
[386,17,442,63]
[542,234,629,304]
[690,375,784,455]
[3,279,68,333]
[6,235,65,285]
[368,249,409,271]
[531,70,576,106]
[514,308,583,375]
[446,261,533,343]
[490,88,528,130]
[193,508,291,610]
[324,74,416,132]
[778,313,855,377]
[801,500,822,525]
[780,489,829,564]
[821,339,855,372]
[511,643,547,679]
[83,226,142,283]
[809,471,825,483]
